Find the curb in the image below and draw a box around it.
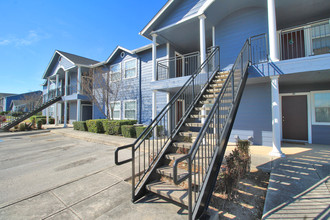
[0,130,50,138]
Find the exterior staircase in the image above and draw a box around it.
[115,40,251,219]
[0,89,62,131]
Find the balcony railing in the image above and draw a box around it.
[156,51,200,80]
[66,84,77,95]
[280,20,330,60]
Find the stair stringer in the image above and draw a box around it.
[133,68,220,202]
[1,96,62,131]
[194,69,249,219]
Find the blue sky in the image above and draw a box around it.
[0,0,167,94]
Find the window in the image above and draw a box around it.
[110,64,121,81]
[124,59,137,79]
[110,101,121,120]
[124,100,136,120]
[312,91,330,124]
[311,21,330,55]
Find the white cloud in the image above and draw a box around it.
[0,30,49,47]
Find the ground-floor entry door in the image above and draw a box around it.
[282,95,308,141]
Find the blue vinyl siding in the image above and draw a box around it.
[215,7,267,69]
[157,0,207,30]
[138,44,168,124]
[229,82,272,146]
[69,101,77,124]
[312,125,330,145]
[49,56,74,77]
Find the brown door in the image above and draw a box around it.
[282,95,308,141]
[281,29,305,60]
[176,100,183,125]
[175,54,183,77]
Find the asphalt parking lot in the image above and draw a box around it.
[0,131,187,219]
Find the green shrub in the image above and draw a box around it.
[86,119,104,133]
[73,121,88,131]
[121,125,136,138]
[19,123,26,131]
[37,120,42,129]
[73,121,79,130]
[103,120,137,135]
[49,118,55,124]
[11,112,24,117]
[135,126,152,139]
[30,115,52,125]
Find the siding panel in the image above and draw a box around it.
[229,83,272,146]
[215,7,267,69]
[157,0,207,30]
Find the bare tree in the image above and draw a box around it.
[20,92,43,112]
[82,67,121,120]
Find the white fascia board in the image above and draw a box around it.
[132,44,153,54]
[56,51,76,66]
[42,50,59,79]
[143,0,214,39]
[140,0,176,37]
[104,46,133,64]
[197,0,215,15]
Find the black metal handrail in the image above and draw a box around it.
[0,88,63,130]
[173,39,250,219]
[115,47,220,202]
[157,51,200,80]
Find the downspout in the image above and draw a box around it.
[138,56,142,124]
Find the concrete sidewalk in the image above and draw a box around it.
[45,124,136,147]
[262,143,330,219]
[1,126,329,219]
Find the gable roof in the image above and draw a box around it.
[43,50,100,79]
[140,0,214,40]
[57,50,99,66]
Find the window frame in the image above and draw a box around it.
[109,101,121,120]
[123,99,137,120]
[311,90,330,125]
[123,58,137,79]
[109,63,121,82]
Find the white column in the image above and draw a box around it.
[46,78,50,125]
[55,75,59,125]
[77,66,81,94]
[268,0,279,61]
[77,99,81,122]
[64,71,68,96]
[167,92,171,133]
[212,26,216,47]
[199,14,207,65]
[64,101,68,128]
[152,33,158,81]
[152,90,157,120]
[270,76,284,157]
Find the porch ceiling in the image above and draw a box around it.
[155,0,330,51]
[278,70,330,86]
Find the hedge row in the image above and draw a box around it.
[73,119,163,139]
[30,115,54,124]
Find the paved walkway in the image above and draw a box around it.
[1,126,329,219]
[262,143,330,219]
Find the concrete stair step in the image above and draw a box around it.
[165,153,187,161]
[172,142,193,150]
[146,181,189,206]
[178,131,200,138]
[156,165,189,179]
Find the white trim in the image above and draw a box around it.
[140,0,175,36]
[123,58,138,79]
[109,101,121,120]
[109,63,122,82]
[311,90,330,126]
[132,44,153,54]
[280,92,312,144]
[197,0,215,15]
[123,100,137,120]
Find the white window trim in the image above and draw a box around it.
[279,92,312,144]
[123,58,137,79]
[109,101,121,120]
[109,63,121,82]
[123,99,137,120]
[311,90,330,126]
